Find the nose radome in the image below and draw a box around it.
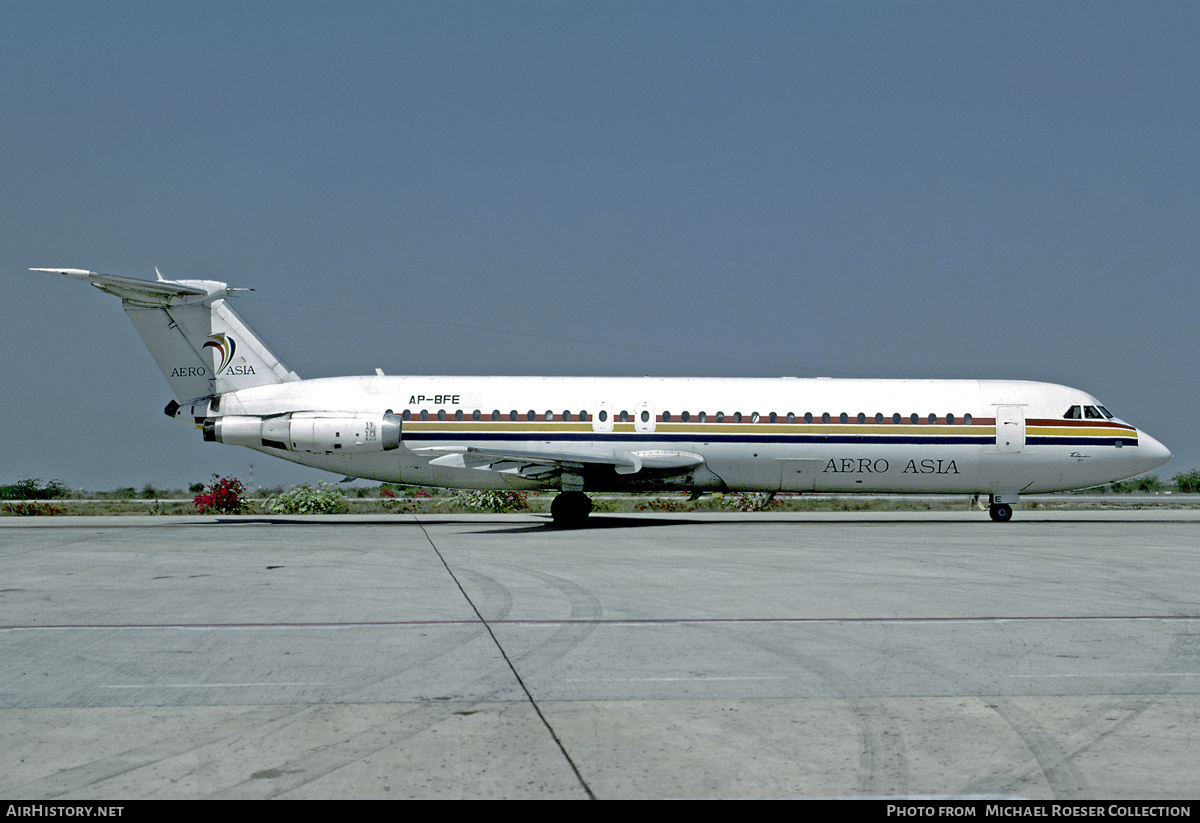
[1136,431,1172,474]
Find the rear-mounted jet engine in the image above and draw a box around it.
[204,411,401,454]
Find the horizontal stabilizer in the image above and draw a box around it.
[32,268,218,306]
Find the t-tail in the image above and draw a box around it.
[31,268,300,405]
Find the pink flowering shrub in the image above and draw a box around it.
[193,475,248,514]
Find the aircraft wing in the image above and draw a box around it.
[417,445,704,478]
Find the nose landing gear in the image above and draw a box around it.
[988,502,1013,522]
[987,493,1016,522]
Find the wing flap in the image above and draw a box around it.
[415,445,704,478]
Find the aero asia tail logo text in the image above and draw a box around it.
[169,334,256,378]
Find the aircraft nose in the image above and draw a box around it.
[1135,431,1172,474]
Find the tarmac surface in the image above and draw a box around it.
[2,510,1199,799]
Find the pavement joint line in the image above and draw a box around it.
[4,614,1199,632]
[412,514,597,800]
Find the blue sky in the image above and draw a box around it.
[3,1,1197,491]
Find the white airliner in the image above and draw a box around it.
[33,267,1171,523]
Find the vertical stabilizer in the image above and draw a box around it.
[32,268,300,402]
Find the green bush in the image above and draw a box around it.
[1173,470,1200,494]
[636,497,688,512]
[723,493,778,511]
[1109,474,1166,493]
[0,478,70,500]
[448,490,529,512]
[262,482,348,514]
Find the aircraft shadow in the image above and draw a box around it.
[213,514,700,531]
[205,514,1040,532]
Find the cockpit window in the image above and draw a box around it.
[1064,405,1082,419]
[1084,405,1104,419]
[1097,405,1114,419]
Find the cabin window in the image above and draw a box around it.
[402,409,411,421]
[454,410,463,421]
[928,413,937,424]
[820,412,829,424]
[491,410,500,420]
[964,413,973,425]
[660,411,670,422]
[715,411,725,423]
[509,410,518,421]
[619,410,629,422]
[892,413,901,424]
[946,413,955,425]
[835,413,845,424]
[420,410,429,421]
[1064,405,1082,419]
[471,410,481,421]
[527,410,536,421]
[785,412,794,423]
[856,413,866,424]
[641,410,650,423]
[681,411,690,422]
[599,409,609,423]
[751,412,760,423]
[734,412,743,423]
[874,413,883,424]
[544,410,554,421]
[437,410,446,421]
[695,411,705,423]
[562,410,572,421]
[768,412,777,423]
[579,410,589,421]
[911,413,919,424]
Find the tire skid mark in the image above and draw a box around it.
[984,699,1093,799]
[969,625,1197,798]
[694,619,913,796]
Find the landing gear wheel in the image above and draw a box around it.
[989,503,1013,522]
[551,491,593,524]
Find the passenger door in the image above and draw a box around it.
[995,405,1025,453]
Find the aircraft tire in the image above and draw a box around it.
[989,503,1013,522]
[551,491,593,524]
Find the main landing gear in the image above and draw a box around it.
[550,490,593,525]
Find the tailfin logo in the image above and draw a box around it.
[204,333,236,374]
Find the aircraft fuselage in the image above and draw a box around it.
[190,374,1170,498]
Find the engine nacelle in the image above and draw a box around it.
[204,411,401,454]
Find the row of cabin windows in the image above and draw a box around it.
[399,409,975,425]
[659,411,974,425]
